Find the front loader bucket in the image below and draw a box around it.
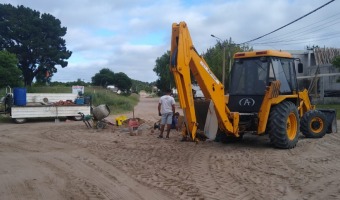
[318,109,337,133]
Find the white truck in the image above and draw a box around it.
[0,87,91,123]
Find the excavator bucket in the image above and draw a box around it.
[318,109,338,133]
[203,100,219,140]
[192,99,219,140]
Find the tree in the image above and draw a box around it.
[153,51,174,91]
[0,50,23,88]
[204,39,252,90]
[153,40,251,93]
[91,68,115,87]
[114,72,132,93]
[0,4,72,86]
[332,56,340,68]
[35,68,52,85]
[332,56,340,82]
[131,79,152,93]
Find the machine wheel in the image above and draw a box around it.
[300,110,327,138]
[13,118,27,124]
[73,116,83,121]
[268,101,299,149]
[96,121,106,129]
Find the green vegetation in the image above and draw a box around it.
[0,4,72,86]
[91,68,132,93]
[86,87,139,114]
[0,115,11,123]
[332,56,340,68]
[332,56,340,82]
[153,51,173,92]
[0,51,23,88]
[204,39,252,91]
[26,86,71,93]
[90,68,154,95]
[315,104,340,119]
[131,79,153,93]
[92,68,116,87]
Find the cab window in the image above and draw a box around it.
[271,58,291,93]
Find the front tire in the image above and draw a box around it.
[268,101,299,149]
[96,121,106,129]
[73,116,83,121]
[300,110,327,138]
[13,118,27,124]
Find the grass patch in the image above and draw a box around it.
[87,88,139,114]
[27,86,72,93]
[0,115,12,123]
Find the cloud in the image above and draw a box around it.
[1,0,339,83]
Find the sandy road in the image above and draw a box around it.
[0,96,339,200]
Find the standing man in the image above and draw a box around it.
[158,88,175,139]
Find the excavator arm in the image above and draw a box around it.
[170,22,239,140]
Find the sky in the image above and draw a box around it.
[1,0,340,83]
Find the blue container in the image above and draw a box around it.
[84,96,91,104]
[75,98,84,105]
[13,88,27,106]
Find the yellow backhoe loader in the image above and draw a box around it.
[170,21,336,149]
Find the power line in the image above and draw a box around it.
[252,33,340,46]
[252,24,340,46]
[239,0,335,45]
[250,20,340,48]
[254,12,340,43]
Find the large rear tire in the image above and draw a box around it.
[300,110,327,138]
[268,101,299,149]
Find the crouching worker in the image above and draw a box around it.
[171,112,180,131]
[158,89,175,139]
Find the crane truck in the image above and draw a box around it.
[170,21,335,149]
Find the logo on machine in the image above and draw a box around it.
[239,98,255,106]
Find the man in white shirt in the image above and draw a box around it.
[158,88,175,139]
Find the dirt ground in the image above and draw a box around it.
[0,96,339,200]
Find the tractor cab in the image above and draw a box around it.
[228,50,299,113]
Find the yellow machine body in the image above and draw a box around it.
[170,22,331,149]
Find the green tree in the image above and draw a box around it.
[153,40,251,93]
[0,50,23,87]
[333,56,340,68]
[114,72,132,93]
[332,56,340,82]
[153,51,174,91]
[204,39,252,90]
[131,79,152,93]
[35,68,52,85]
[0,4,72,86]
[91,68,115,87]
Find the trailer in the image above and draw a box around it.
[0,87,91,123]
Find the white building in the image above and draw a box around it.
[288,47,340,103]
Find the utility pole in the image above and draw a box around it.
[228,37,232,74]
[211,34,226,86]
[222,44,226,86]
